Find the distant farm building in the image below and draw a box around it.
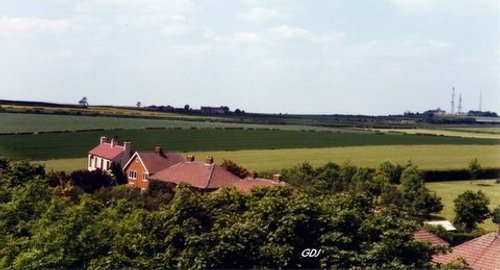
[200,106,230,114]
[88,136,132,172]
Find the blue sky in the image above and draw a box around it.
[0,0,498,115]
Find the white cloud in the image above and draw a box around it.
[389,0,500,11]
[215,32,262,45]
[0,16,72,33]
[238,7,282,21]
[269,25,313,40]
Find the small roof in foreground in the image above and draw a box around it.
[424,220,457,231]
[230,177,284,192]
[413,230,449,247]
[433,232,500,270]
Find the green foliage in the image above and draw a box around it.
[400,165,443,217]
[468,158,481,180]
[377,160,404,184]
[453,190,491,231]
[110,162,127,185]
[220,159,250,178]
[492,205,500,225]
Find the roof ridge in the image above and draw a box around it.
[204,163,216,189]
[469,232,498,265]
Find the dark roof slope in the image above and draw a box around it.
[136,151,184,175]
[413,230,449,247]
[89,143,125,160]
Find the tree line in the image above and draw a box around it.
[0,157,498,269]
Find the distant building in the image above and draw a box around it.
[200,106,230,114]
[424,220,457,232]
[88,136,132,172]
[423,108,446,116]
[433,231,500,269]
[122,146,184,191]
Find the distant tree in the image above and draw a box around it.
[136,101,141,108]
[492,205,500,227]
[400,165,442,217]
[184,104,190,112]
[220,159,250,179]
[377,161,403,184]
[78,97,89,107]
[69,169,113,193]
[468,158,481,180]
[453,190,491,231]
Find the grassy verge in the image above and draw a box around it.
[374,128,500,139]
[426,179,500,231]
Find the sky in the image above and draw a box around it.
[0,0,499,115]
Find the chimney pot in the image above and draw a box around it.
[110,139,116,147]
[273,174,282,183]
[250,171,258,179]
[187,155,195,162]
[100,136,108,144]
[205,156,214,165]
[154,146,164,156]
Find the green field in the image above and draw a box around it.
[427,179,500,231]
[38,145,500,173]
[0,113,347,134]
[2,128,499,160]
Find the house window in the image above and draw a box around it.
[128,170,137,179]
[106,161,110,170]
[88,156,92,167]
[100,159,103,169]
[142,173,148,181]
[94,158,98,168]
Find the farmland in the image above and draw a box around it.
[1,127,499,160]
[427,179,500,231]
[373,128,500,139]
[0,112,355,134]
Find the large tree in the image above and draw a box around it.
[400,165,442,217]
[453,190,491,231]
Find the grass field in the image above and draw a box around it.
[374,128,500,139]
[0,112,350,134]
[2,128,499,160]
[427,179,500,231]
[38,145,500,173]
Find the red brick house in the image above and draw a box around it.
[150,155,241,192]
[150,156,285,192]
[122,146,184,190]
[433,231,500,269]
[88,136,132,172]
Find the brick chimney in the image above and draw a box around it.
[186,155,195,162]
[154,146,164,156]
[100,136,107,144]
[110,139,116,147]
[249,171,258,179]
[123,141,132,161]
[205,156,214,165]
[272,174,282,183]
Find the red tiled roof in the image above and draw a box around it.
[230,177,284,192]
[433,232,500,270]
[413,230,449,247]
[151,161,240,189]
[135,151,184,175]
[89,143,125,160]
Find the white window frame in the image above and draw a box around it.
[142,172,148,182]
[128,170,137,180]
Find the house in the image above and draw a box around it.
[150,155,240,192]
[433,230,500,270]
[413,230,449,247]
[229,172,285,192]
[88,136,132,172]
[122,146,184,190]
